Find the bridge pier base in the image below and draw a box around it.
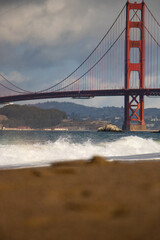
[124,124,146,131]
[122,95,146,131]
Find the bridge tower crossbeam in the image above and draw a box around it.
[123,0,146,131]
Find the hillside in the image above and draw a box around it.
[33,101,160,129]
[0,102,159,130]
[34,101,124,120]
[0,105,67,129]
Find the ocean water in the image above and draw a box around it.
[0,130,160,169]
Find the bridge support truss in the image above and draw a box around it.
[123,0,146,131]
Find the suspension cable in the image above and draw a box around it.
[133,9,160,47]
[0,73,33,93]
[55,29,126,92]
[37,4,126,93]
[0,81,28,94]
[53,9,140,92]
[145,4,160,28]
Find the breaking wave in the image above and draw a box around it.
[0,135,159,169]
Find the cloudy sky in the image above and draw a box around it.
[0,0,159,108]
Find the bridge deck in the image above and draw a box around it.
[0,88,159,104]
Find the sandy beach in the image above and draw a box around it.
[0,156,160,240]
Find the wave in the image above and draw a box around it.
[0,136,159,169]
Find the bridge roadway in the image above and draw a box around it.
[0,88,160,104]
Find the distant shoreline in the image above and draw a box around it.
[1,128,159,133]
[1,128,93,132]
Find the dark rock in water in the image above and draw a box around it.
[152,130,160,133]
[98,124,123,132]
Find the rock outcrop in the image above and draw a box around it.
[98,124,123,132]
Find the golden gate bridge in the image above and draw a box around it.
[0,0,160,130]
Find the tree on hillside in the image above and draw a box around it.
[0,105,67,129]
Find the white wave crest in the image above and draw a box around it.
[0,136,159,169]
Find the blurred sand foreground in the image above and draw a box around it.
[0,156,160,240]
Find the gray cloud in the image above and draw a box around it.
[1,0,127,45]
[0,0,126,67]
[0,0,159,108]
[0,0,45,6]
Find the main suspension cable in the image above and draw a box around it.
[37,4,126,93]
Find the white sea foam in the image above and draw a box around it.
[0,136,160,169]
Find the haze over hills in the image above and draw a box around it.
[34,101,124,120]
[34,101,160,129]
[0,102,159,130]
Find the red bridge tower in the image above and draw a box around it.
[123,0,146,131]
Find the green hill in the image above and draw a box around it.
[33,101,160,129]
[0,104,67,129]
